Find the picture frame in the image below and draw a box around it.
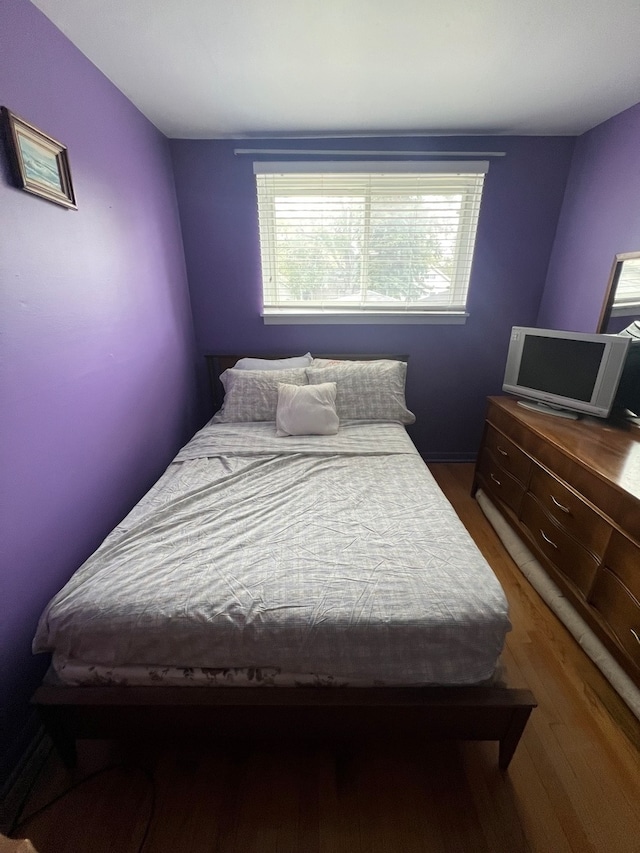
[1,107,77,209]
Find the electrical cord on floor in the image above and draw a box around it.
[8,763,156,853]
[135,769,156,853]
[5,741,55,840]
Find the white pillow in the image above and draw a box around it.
[213,368,308,422]
[276,383,339,436]
[233,353,312,371]
[305,360,415,424]
[220,354,313,390]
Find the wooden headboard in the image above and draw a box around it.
[204,353,408,411]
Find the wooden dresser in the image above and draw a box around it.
[473,396,640,689]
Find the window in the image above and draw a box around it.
[254,160,488,324]
[611,257,640,317]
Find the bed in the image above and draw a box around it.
[32,355,535,769]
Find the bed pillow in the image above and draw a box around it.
[213,367,308,422]
[276,382,339,436]
[305,360,415,424]
[310,357,350,368]
[220,353,313,391]
[233,353,313,371]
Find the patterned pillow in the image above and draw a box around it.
[305,360,415,424]
[220,354,313,391]
[213,367,308,422]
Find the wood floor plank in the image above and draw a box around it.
[460,742,531,853]
[8,463,640,853]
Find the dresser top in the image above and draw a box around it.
[488,397,640,504]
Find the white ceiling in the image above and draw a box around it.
[31,0,640,139]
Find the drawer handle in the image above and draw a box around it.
[631,629,640,645]
[540,529,558,549]
[550,495,571,514]
[496,445,509,458]
[490,473,502,486]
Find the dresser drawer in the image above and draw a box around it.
[590,568,640,668]
[601,530,640,600]
[520,493,599,596]
[528,465,611,557]
[483,425,530,485]
[476,448,526,515]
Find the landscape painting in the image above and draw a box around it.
[1,106,77,208]
[18,132,63,191]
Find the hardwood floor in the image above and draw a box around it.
[7,464,640,852]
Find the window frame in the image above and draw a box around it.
[254,160,489,325]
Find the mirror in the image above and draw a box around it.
[598,251,640,333]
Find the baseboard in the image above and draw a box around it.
[422,453,477,463]
[0,727,51,836]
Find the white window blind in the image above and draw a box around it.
[254,161,488,318]
[611,257,640,316]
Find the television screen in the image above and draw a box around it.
[517,336,605,402]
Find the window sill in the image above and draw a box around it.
[611,303,640,317]
[262,310,469,326]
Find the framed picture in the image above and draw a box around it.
[1,107,77,209]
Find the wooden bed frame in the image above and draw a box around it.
[32,354,536,771]
[34,684,535,770]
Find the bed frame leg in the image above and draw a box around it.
[38,705,77,768]
[498,705,533,770]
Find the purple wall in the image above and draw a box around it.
[537,101,640,332]
[0,0,196,784]
[170,136,574,457]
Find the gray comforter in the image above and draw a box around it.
[33,421,510,685]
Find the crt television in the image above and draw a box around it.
[502,326,630,419]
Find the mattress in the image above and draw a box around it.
[33,420,511,686]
